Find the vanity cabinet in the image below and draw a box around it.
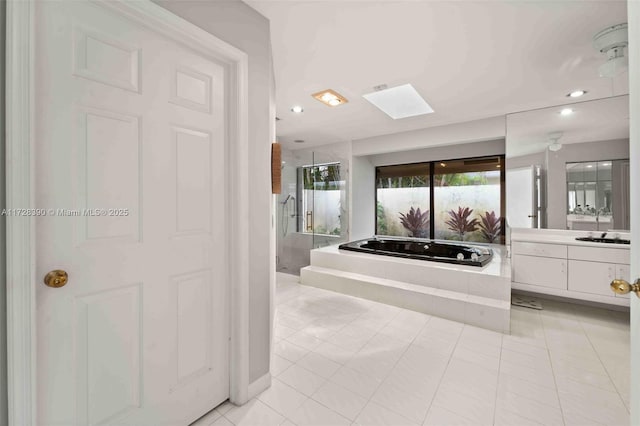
[511,233,630,306]
[568,260,616,296]
[512,242,567,289]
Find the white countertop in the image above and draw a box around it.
[510,228,630,250]
[566,214,612,223]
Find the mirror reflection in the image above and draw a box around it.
[506,95,629,231]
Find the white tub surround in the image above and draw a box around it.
[510,229,630,307]
[300,244,511,333]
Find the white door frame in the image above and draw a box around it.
[5,1,251,424]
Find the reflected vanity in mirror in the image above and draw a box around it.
[566,159,629,231]
[506,95,629,231]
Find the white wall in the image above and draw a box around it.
[368,138,505,167]
[0,0,7,422]
[153,0,273,384]
[350,156,376,239]
[352,116,505,156]
[546,138,629,229]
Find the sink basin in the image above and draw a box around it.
[575,237,630,245]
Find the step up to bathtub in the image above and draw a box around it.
[300,245,511,333]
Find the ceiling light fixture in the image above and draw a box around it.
[294,139,305,144]
[363,84,434,119]
[593,23,628,78]
[560,108,574,116]
[567,90,587,98]
[548,131,563,152]
[586,164,593,168]
[291,105,304,113]
[312,89,348,107]
[440,162,446,167]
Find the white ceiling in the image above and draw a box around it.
[246,0,628,150]
[506,95,629,157]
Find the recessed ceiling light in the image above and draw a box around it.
[312,89,348,107]
[560,108,574,116]
[363,84,434,119]
[291,105,304,113]
[294,139,305,144]
[586,165,593,168]
[567,90,587,98]
[602,162,611,166]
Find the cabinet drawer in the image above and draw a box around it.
[568,260,615,297]
[567,246,629,264]
[512,242,567,259]
[513,254,567,289]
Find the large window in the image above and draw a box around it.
[376,164,430,238]
[375,156,505,244]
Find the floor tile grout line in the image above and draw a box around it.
[319,309,429,425]
[490,328,504,426]
[419,319,466,425]
[275,285,412,425]
[303,306,435,425]
[573,306,631,414]
[538,306,568,426]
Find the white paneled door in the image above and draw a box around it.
[35,1,229,425]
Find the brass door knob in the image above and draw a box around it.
[44,270,68,288]
[610,278,640,298]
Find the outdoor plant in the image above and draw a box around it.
[445,206,479,241]
[478,210,501,243]
[399,207,430,238]
[376,202,388,235]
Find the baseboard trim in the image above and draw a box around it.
[248,373,271,399]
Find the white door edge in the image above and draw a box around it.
[628,1,639,423]
[5,1,251,424]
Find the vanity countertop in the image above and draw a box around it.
[510,228,630,250]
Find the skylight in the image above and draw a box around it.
[362,84,434,119]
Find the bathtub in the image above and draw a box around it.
[300,241,511,333]
[339,237,493,267]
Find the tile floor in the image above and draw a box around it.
[201,272,631,426]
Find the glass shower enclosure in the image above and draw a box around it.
[276,147,349,275]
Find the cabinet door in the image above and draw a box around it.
[568,260,615,296]
[513,254,567,289]
[616,264,631,298]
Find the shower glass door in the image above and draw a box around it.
[276,147,350,275]
[308,151,349,250]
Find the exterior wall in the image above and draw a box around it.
[153,0,273,384]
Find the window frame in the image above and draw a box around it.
[374,154,506,244]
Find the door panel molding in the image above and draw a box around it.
[5,1,251,424]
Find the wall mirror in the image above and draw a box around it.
[506,95,629,231]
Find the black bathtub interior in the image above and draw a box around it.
[338,237,493,267]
